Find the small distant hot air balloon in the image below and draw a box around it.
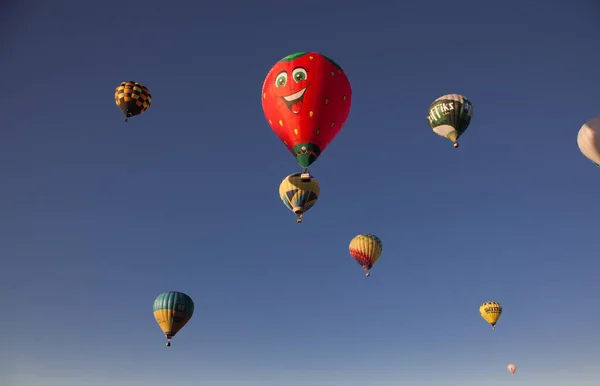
[507,364,516,374]
[349,234,382,277]
[427,94,473,148]
[114,81,152,122]
[479,301,502,330]
[262,52,352,180]
[279,172,320,223]
[153,291,194,347]
[577,115,600,167]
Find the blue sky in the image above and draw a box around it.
[2,0,599,385]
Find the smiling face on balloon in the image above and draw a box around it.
[262,52,352,168]
[273,66,310,114]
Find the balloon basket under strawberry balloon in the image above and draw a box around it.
[300,168,311,181]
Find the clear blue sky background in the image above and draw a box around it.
[2,0,599,385]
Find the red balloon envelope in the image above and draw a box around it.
[262,52,352,169]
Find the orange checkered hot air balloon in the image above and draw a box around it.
[114,81,152,122]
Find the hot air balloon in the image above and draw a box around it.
[279,172,320,223]
[114,81,152,122]
[479,301,502,330]
[507,364,516,374]
[153,291,194,347]
[427,94,473,148]
[349,234,382,277]
[577,115,600,167]
[262,52,352,181]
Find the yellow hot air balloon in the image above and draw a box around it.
[279,172,320,223]
[479,301,502,329]
[349,234,382,276]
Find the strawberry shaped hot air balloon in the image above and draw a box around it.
[262,52,352,178]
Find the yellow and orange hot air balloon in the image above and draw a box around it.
[349,234,382,277]
[114,81,152,122]
[479,301,502,330]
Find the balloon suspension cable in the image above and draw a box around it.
[166,338,171,347]
[363,266,370,277]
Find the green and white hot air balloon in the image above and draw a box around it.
[427,94,473,148]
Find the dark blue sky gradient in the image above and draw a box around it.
[2,1,599,385]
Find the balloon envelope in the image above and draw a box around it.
[479,301,502,329]
[279,172,320,223]
[114,81,151,121]
[349,234,382,276]
[262,52,352,168]
[577,115,600,166]
[427,94,473,146]
[507,364,516,374]
[153,291,194,346]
